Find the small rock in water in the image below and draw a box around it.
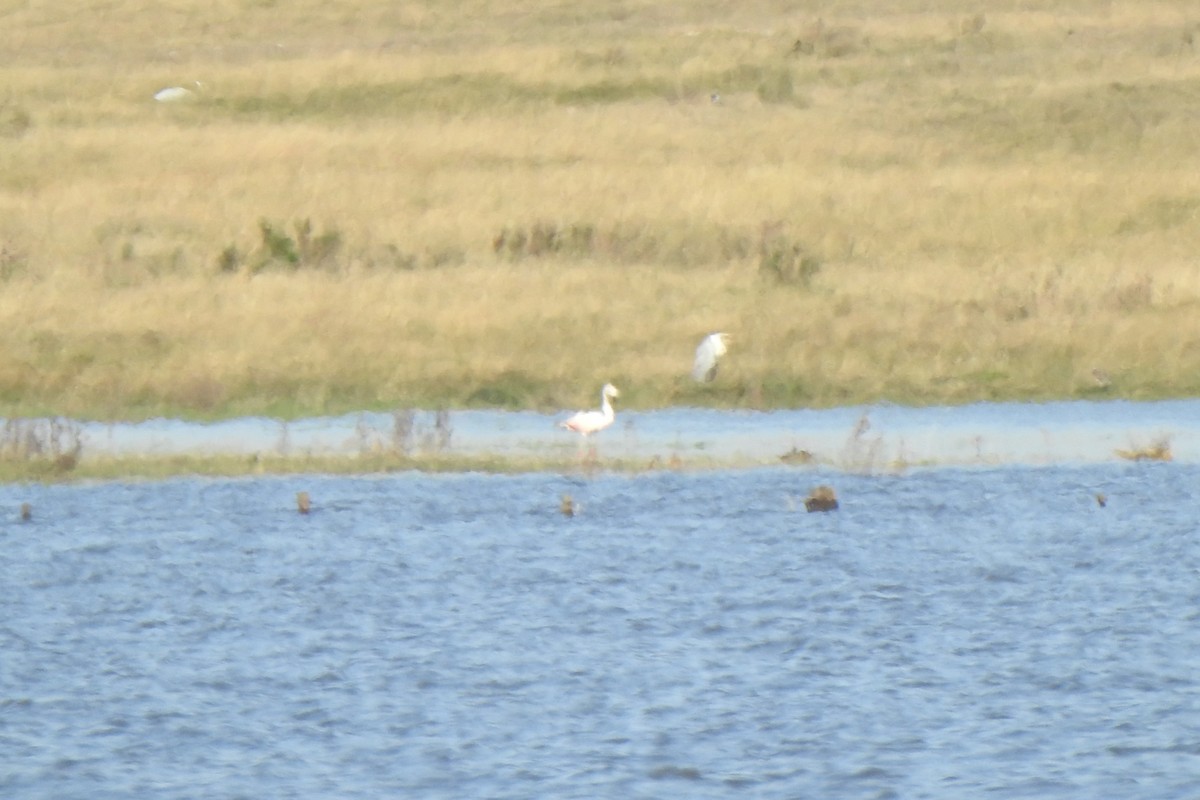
[804,485,838,513]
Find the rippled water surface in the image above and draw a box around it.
[4,463,1200,798]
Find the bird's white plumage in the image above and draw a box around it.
[560,383,620,437]
[692,332,729,382]
[154,81,202,102]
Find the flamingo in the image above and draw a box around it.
[692,332,729,382]
[560,383,620,437]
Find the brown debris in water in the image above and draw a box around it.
[804,485,839,513]
[779,447,815,465]
[1115,438,1172,462]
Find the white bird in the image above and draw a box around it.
[154,81,202,103]
[559,383,620,437]
[692,332,729,382]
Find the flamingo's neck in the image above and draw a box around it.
[600,393,614,421]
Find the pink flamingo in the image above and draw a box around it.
[560,383,620,441]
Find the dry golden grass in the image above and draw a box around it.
[2,0,1200,418]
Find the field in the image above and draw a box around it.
[2,0,1200,421]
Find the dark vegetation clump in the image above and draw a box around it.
[217,218,466,274]
[0,242,28,281]
[491,220,756,266]
[227,218,343,273]
[0,100,32,138]
[757,224,822,286]
[493,219,824,287]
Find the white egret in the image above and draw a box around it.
[154,81,202,102]
[559,383,620,437]
[692,332,729,382]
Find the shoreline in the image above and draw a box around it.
[0,398,1188,481]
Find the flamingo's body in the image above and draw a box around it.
[560,383,619,437]
[692,332,729,382]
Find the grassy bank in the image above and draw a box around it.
[0,451,693,483]
[2,1,1200,420]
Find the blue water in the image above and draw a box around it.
[3,463,1199,798]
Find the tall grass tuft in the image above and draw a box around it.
[0,418,84,475]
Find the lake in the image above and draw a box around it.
[3,436,1199,797]
[74,397,1200,468]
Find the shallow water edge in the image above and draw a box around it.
[0,398,1192,480]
